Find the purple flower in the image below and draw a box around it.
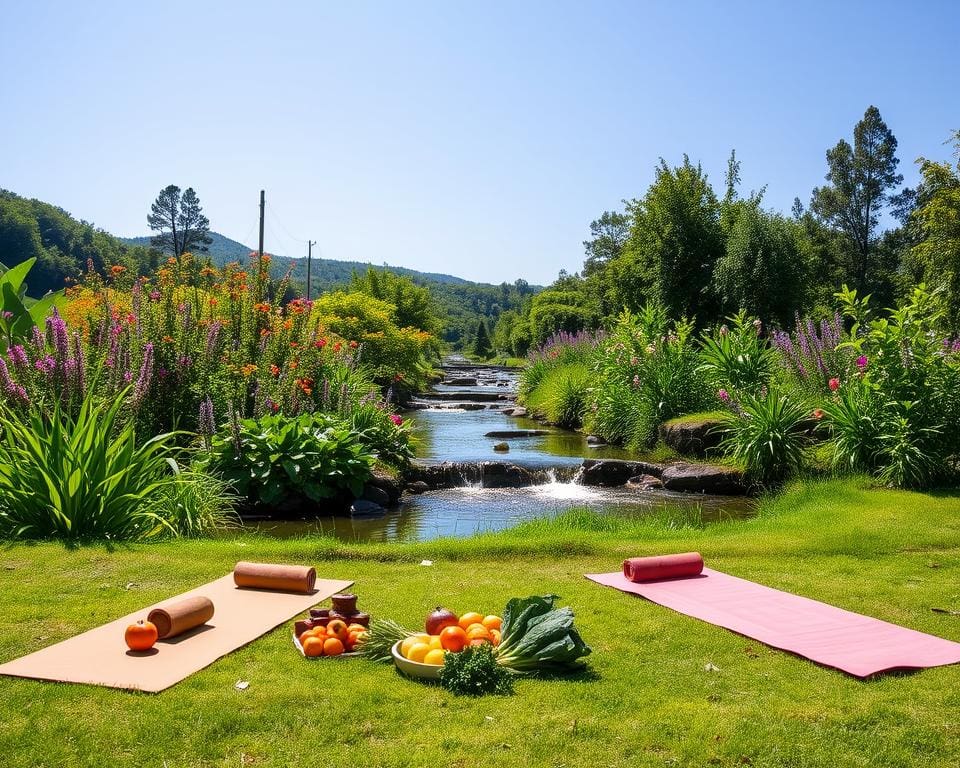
[856,355,868,371]
[717,388,731,403]
[198,395,215,439]
[8,345,29,373]
[46,309,69,364]
[1,311,13,321]
[149,291,161,302]
[205,322,221,357]
[132,343,154,406]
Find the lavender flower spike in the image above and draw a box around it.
[132,343,154,406]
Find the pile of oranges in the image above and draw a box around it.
[401,611,502,666]
[298,618,368,657]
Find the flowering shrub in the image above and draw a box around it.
[0,253,418,450]
[823,285,960,487]
[771,312,853,396]
[586,305,710,448]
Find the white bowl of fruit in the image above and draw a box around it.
[391,608,502,680]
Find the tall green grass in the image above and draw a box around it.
[0,390,183,541]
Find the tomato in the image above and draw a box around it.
[439,625,468,652]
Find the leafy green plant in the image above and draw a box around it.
[345,400,413,469]
[197,411,375,506]
[0,257,65,351]
[719,389,811,485]
[0,388,181,541]
[524,363,591,428]
[441,644,514,696]
[494,594,591,673]
[698,311,776,396]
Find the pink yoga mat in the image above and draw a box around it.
[587,560,960,678]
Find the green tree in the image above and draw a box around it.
[582,210,630,277]
[713,202,807,326]
[472,319,492,358]
[147,185,212,257]
[810,106,903,294]
[909,130,960,330]
[349,267,439,333]
[610,157,723,321]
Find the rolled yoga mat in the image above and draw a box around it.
[622,552,704,582]
[233,561,317,593]
[588,554,960,678]
[148,596,215,639]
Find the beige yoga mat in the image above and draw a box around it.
[0,572,353,692]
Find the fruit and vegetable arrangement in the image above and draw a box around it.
[360,595,591,695]
[292,593,370,657]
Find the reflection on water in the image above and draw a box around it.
[240,483,755,542]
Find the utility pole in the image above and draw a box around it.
[306,240,316,300]
[258,190,265,273]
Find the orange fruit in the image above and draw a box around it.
[302,636,325,657]
[466,624,491,641]
[423,648,446,666]
[490,628,501,646]
[481,615,502,631]
[406,642,431,663]
[326,619,348,641]
[323,637,345,656]
[469,638,491,647]
[298,630,315,647]
[458,612,484,631]
[439,625,468,652]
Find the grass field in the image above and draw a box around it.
[2,478,960,767]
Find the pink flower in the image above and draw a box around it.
[389,414,403,427]
[717,388,731,403]
[828,377,840,392]
[856,355,868,370]
[812,408,825,420]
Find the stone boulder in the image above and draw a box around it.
[405,481,431,495]
[627,474,664,491]
[576,459,665,486]
[493,442,510,452]
[502,406,528,418]
[366,470,402,506]
[660,463,746,495]
[659,416,726,457]
[404,461,536,490]
[443,377,478,387]
[484,429,548,438]
[350,499,386,516]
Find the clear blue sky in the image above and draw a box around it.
[3,1,958,285]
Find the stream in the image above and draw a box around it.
[242,360,754,542]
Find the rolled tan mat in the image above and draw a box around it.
[0,573,353,692]
[148,596,215,639]
[233,561,317,593]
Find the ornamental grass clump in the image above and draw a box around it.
[0,388,182,541]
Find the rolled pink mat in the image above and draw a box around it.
[622,552,704,582]
[148,596,215,639]
[233,561,317,593]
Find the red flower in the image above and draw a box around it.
[828,377,840,392]
[812,408,825,420]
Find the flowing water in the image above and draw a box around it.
[241,362,754,542]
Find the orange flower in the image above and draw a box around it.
[260,328,271,337]
[296,377,314,396]
[349,340,358,349]
[254,302,271,313]
[270,364,280,377]
[209,297,218,307]
[110,265,127,276]
[241,364,258,377]
[283,320,293,331]
[289,360,298,370]
[162,335,174,343]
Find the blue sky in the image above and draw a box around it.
[3,1,958,285]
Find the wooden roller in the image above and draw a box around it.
[148,596,215,639]
[233,561,317,593]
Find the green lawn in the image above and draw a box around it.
[2,478,960,767]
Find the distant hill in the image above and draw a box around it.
[121,232,477,289]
